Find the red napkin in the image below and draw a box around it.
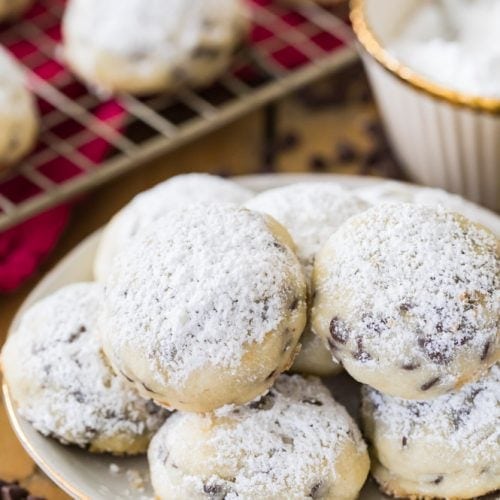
[0,0,347,292]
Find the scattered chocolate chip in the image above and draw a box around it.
[401,362,420,371]
[401,436,407,448]
[417,336,452,365]
[336,141,357,163]
[353,337,372,362]
[480,341,491,361]
[399,302,413,313]
[302,398,323,406]
[420,377,440,391]
[278,132,300,152]
[309,481,326,499]
[67,325,86,343]
[309,154,329,172]
[432,476,443,485]
[362,313,387,334]
[72,390,85,404]
[203,482,226,498]
[0,483,32,500]
[281,435,294,445]
[249,393,274,410]
[329,317,349,344]
[289,297,299,311]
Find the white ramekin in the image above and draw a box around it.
[351,0,500,211]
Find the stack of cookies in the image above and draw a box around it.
[1,174,498,499]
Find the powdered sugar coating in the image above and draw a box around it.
[0,47,38,166]
[62,0,249,94]
[313,203,499,399]
[245,182,369,278]
[148,375,369,500]
[101,203,307,411]
[1,283,168,454]
[362,364,499,461]
[94,174,253,281]
[355,181,497,230]
[361,364,500,498]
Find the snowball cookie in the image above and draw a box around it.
[246,182,369,377]
[0,0,32,20]
[148,374,370,500]
[313,203,499,400]
[361,364,500,499]
[62,0,249,94]
[94,174,253,281]
[0,47,38,170]
[1,283,169,455]
[100,203,307,412]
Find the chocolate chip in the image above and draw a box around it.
[401,436,407,447]
[309,154,329,172]
[336,141,357,163]
[432,476,443,484]
[309,481,326,499]
[401,362,420,371]
[278,132,300,152]
[399,302,413,313]
[281,435,294,445]
[72,391,85,404]
[362,313,387,334]
[302,398,323,406]
[203,482,226,498]
[289,297,299,311]
[353,338,372,362]
[420,377,440,391]
[329,317,349,344]
[249,393,274,410]
[68,325,86,343]
[480,341,491,361]
[0,484,30,500]
[417,336,452,365]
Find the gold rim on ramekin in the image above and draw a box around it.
[350,0,500,114]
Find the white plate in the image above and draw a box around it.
[3,174,499,500]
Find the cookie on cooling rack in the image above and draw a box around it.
[94,174,253,281]
[62,0,249,94]
[1,283,169,455]
[0,0,32,20]
[246,182,369,377]
[148,374,369,500]
[361,364,500,499]
[312,203,499,400]
[100,203,307,412]
[0,47,38,170]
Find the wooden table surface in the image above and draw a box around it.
[0,68,398,498]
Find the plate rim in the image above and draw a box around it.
[2,172,499,499]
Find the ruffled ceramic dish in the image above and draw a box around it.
[3,174,499,499]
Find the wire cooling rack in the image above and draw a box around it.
[0,0,356,231]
